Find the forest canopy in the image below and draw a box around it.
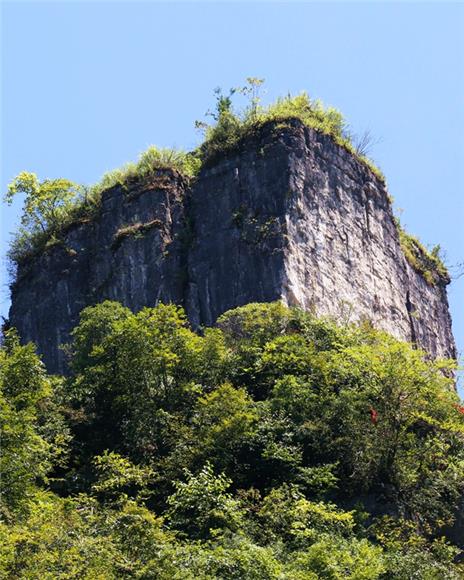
[1,301,463,578]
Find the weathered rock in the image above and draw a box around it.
[9,120,456,373]
[9,171,189,373]
[187,120,455,360]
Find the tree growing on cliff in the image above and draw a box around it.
[4,172,83,262]
[5,172,82,234]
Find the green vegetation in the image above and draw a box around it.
[4,172,89,265]
[1,301,463,578]
[112,219,164,250]
[89,146,201,195]
[197,78,384,181]
[396,219,449,285]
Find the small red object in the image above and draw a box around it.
[370,408,378,425]
[454,404,464,415]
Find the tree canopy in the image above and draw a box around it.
[1,301,463,578]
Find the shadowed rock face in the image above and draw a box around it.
[9,171,189,374]
[9,120,456,374]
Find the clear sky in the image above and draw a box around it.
[1,1,463,392]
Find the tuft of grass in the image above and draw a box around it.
[396,220,449,286]
[198,90,385,182]
[111,219,164,250]
[89,146,201,199]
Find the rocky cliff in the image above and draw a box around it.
[9,119,456,373]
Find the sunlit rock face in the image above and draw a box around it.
[9,119,456,374]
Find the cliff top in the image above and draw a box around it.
[4,83,449,287]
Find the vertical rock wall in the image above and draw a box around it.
[186,124,291,327]
[278,123,455,359]
[8,120,456,373]
[9,171,188,373]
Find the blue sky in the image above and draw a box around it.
[1,1,463,390]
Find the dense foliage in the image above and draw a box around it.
[1,301,463,578]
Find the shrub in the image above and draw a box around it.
[166,463,243,539]
[111,219,163,250]
[287,535,385,579]
[396,219,449,285]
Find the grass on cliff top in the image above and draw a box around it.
[90,146,201,196]
[197,84,385,182]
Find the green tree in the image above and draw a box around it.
[190,383,259,471]
[69,302,207,464]
[167,463,243,539]
[0,330,66,518]
[91,451,154,505]
[5,172,83,262]
[5,172,82,234]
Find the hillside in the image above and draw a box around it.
[1,301,463,578]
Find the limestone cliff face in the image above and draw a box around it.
[9,171,188,373]
[9,120,456,373]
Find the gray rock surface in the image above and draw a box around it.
[9,120,456,373]
[9,171,188,373]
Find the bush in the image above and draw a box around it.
[166,463,244,539]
